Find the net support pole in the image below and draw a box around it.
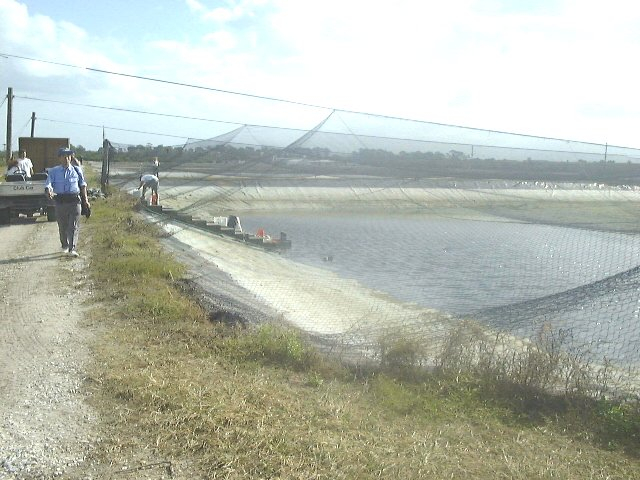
[5,87,12,163]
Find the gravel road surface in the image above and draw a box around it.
[0,217,96,479]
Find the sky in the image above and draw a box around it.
[1,0,639,152]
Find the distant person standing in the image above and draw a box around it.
[153,157,159,177]
[71,153,84,171]
[44,148,91,257]
[138,174,159,202]
[16,150,34,177]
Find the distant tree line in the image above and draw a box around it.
[81,143,640,185]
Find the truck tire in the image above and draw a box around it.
[0,208,10,225]
[46,206,57,222]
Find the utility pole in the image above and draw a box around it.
[30,112,36,137]
[5,87,13,163]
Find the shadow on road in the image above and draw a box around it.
[0,253,62,265]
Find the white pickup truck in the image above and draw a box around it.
[0,171,56,225]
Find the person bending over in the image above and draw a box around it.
[138,174,159,201]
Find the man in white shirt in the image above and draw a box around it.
[16,151,34,177]
[137,174,159,201]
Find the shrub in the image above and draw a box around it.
[239,324,316,370]
[379,336,423,370]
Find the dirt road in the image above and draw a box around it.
[0,214,274,479]
[0,217,96,478]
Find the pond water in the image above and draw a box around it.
[236,211,640,365]
[239,212,640,315]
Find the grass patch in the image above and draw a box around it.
[82,187,640,478]
[482,200,640,233]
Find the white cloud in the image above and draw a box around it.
[258,0,640,145]
[185,0,207,13]
[203,6,244,22]
[203,30,238,50]
[196,0,270,23]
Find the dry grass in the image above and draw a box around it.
[81,188,640,479]
[481,199,640,234]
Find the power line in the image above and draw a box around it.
[18,91,632,157]
[37,117,203,141]
[1,52,331,111]
[26,95,316,139]
[16,95,313,134]
[14,115,32,138]
[7,52,635,150]
[3,51,622,148]
[88,66,332,111]
[16,95,244,126]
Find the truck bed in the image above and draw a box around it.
[0,173,55,224]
